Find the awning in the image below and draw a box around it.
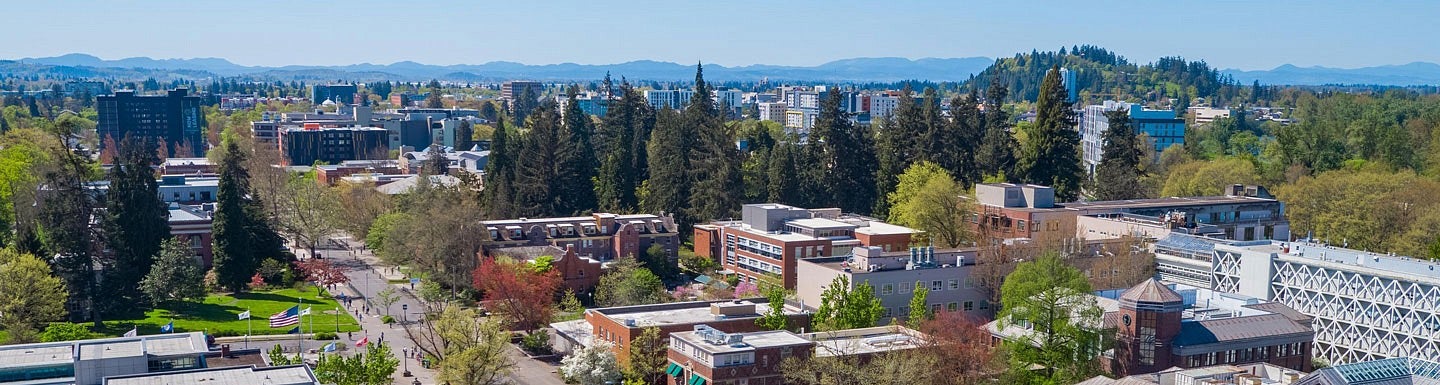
[688,374,707,385]
[666,362,683,377]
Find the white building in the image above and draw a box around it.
[869,94,899,120]
[1211,240,1440,369]
[643,89,742,111]
[758,102,788,123]
[1190,107,1233,126]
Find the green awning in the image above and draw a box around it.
[666,362,683,377]
[689,374,707,385]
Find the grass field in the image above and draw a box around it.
[99,286,361,337]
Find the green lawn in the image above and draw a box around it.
[99,286,361,337]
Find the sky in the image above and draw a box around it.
[5,0,1438,70]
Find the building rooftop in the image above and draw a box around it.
[672,327,811,354]
[0,332,209,370]
[168,205,211,222]
[801,325,927,357]
[590,299,805,328]
[1119,278,1183,304]
[786,217,856,230]
[103,365,318,385]
[1302,357,1440,384]
[1221,240,1440,281]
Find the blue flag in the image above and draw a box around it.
[323,342,337,352]
[287,326,301,334]
[160,321,174,333]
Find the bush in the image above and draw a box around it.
[520,331,551,354]
[313,332,338,340]
[209,330,241,337]
[381,315,396,324]
[39,323,97,342]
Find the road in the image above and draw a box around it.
[313,237,567,385]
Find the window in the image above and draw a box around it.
[883,307,893,317]
[931,304,942,314]
[947,302,958,312]
[931,280,943,291]
[1225,350,1237,363]
[965,277,975,288]
[949,279,959,290]
[964,301,974,311]
[899,307,909,317]
[881,284,894,295]
[900,282,911,294]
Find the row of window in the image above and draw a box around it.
[885,300,987,317]
[1185,342,1304,367]
[878,278,974,295]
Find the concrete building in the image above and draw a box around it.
[0,332,210,385]
[757,102,788,123]
[97,89,204,157]
[312,160,405,185]
[102,365,319,385]
[644,89,743,112]
[664,324,927,385]
[1079,101,1186,173]
[556,92,612,118]
[1211,241,1440,369]
[481,213,681,262]
[692,203,917,289]
[1189,106,1233,126]
[279,126,390,166]
[310,84,357,105]
[869,93,899,120]
[973,183,1288,244]
[168,203,214,269]
[502,81,543,100]
[156,175,218,204]
[796,246,992,322]
[552,299,811,361]
[987,280,1314,378]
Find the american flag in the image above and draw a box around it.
[269,306,300,327]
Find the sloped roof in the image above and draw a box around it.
[1172,313,1312,346]
[1119,278,1183,304]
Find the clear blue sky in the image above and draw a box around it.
[6,0,1436,70]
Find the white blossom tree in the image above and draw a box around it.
[560,341,622,385]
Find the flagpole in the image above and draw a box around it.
[245,309,251,350]
[297,295,304,356]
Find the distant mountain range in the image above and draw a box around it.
[7,53,1440,85]
[12,54,996,83]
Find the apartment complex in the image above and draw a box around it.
[278,126,390,166]
[1079,101,1186,173]
[1212,241,1440,369]
[757,101,788,123]
[501,80,543,100]
[796,246,992,322]
[97,89,204,157]
[643,89,743,111]
[693,203,917,289]
[480,213,681,262]
[988,280,1315,377]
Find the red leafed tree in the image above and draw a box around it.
[249,273,268,290]
[920,311,1001,384]
[295,259,349,286]
[473,258,561,332]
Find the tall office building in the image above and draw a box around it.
[279,126,390,166]
[502,81,543,100]
[1079,101,1186,173]
[97,89,204,158]
[310,84,357,105]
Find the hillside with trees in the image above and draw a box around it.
[965,45,1242,108]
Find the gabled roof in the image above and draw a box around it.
[1119,278,1183,304]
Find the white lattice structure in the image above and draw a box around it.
[1212,241,1440,369]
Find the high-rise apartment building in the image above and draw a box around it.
[97,89,204,157]
[279,126,389,166]
[1079,101,1186,174]
[310,84,357,105]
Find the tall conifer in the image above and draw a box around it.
[1018,65,1084,201]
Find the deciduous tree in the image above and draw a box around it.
[0,249,69,343]
[560,341,622,385]
[472,257,561,333]
[140,238,207,307]
[812,275,884,331]
[887,161,972,248]
[998,253,1103,384]
[594,258,667,307]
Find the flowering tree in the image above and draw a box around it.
[295,258,350,287]
[472,258,561,332]
[920,311,1001,384]
[734,281,759,298]
[560,341,621,385]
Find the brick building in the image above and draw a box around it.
[481,213,680,262]
[486,245,602,294]
[168,204,214,269]
[551,299,811,362]
[693,204,917,289]
[665,325,927,385]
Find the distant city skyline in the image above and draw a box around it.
[6,0,1438,71]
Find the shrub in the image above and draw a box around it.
[520,331,551,354]
[381,315,395,324]
[313,332,337,340]
[39,323,97,342]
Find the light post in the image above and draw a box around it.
[401,304,408,324]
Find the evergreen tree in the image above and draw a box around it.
[454,120,475,151]
[212,137,281,293]
[918,87,950,169]
[949,88,984,185]
[39,116,99,323]
[102,136,170,308]
[812,87,877,214]
[643,108,691,218]
[421,145,449,176]
[483,120,518,218]
[594,80,653,212]
[1017,66,1083,200]
[977,80,1018,180]
[875,84,925,216]
[514,102,566,217]
[1089,109,1148,200]
[685,64,742,224]
[558,87,598,215]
